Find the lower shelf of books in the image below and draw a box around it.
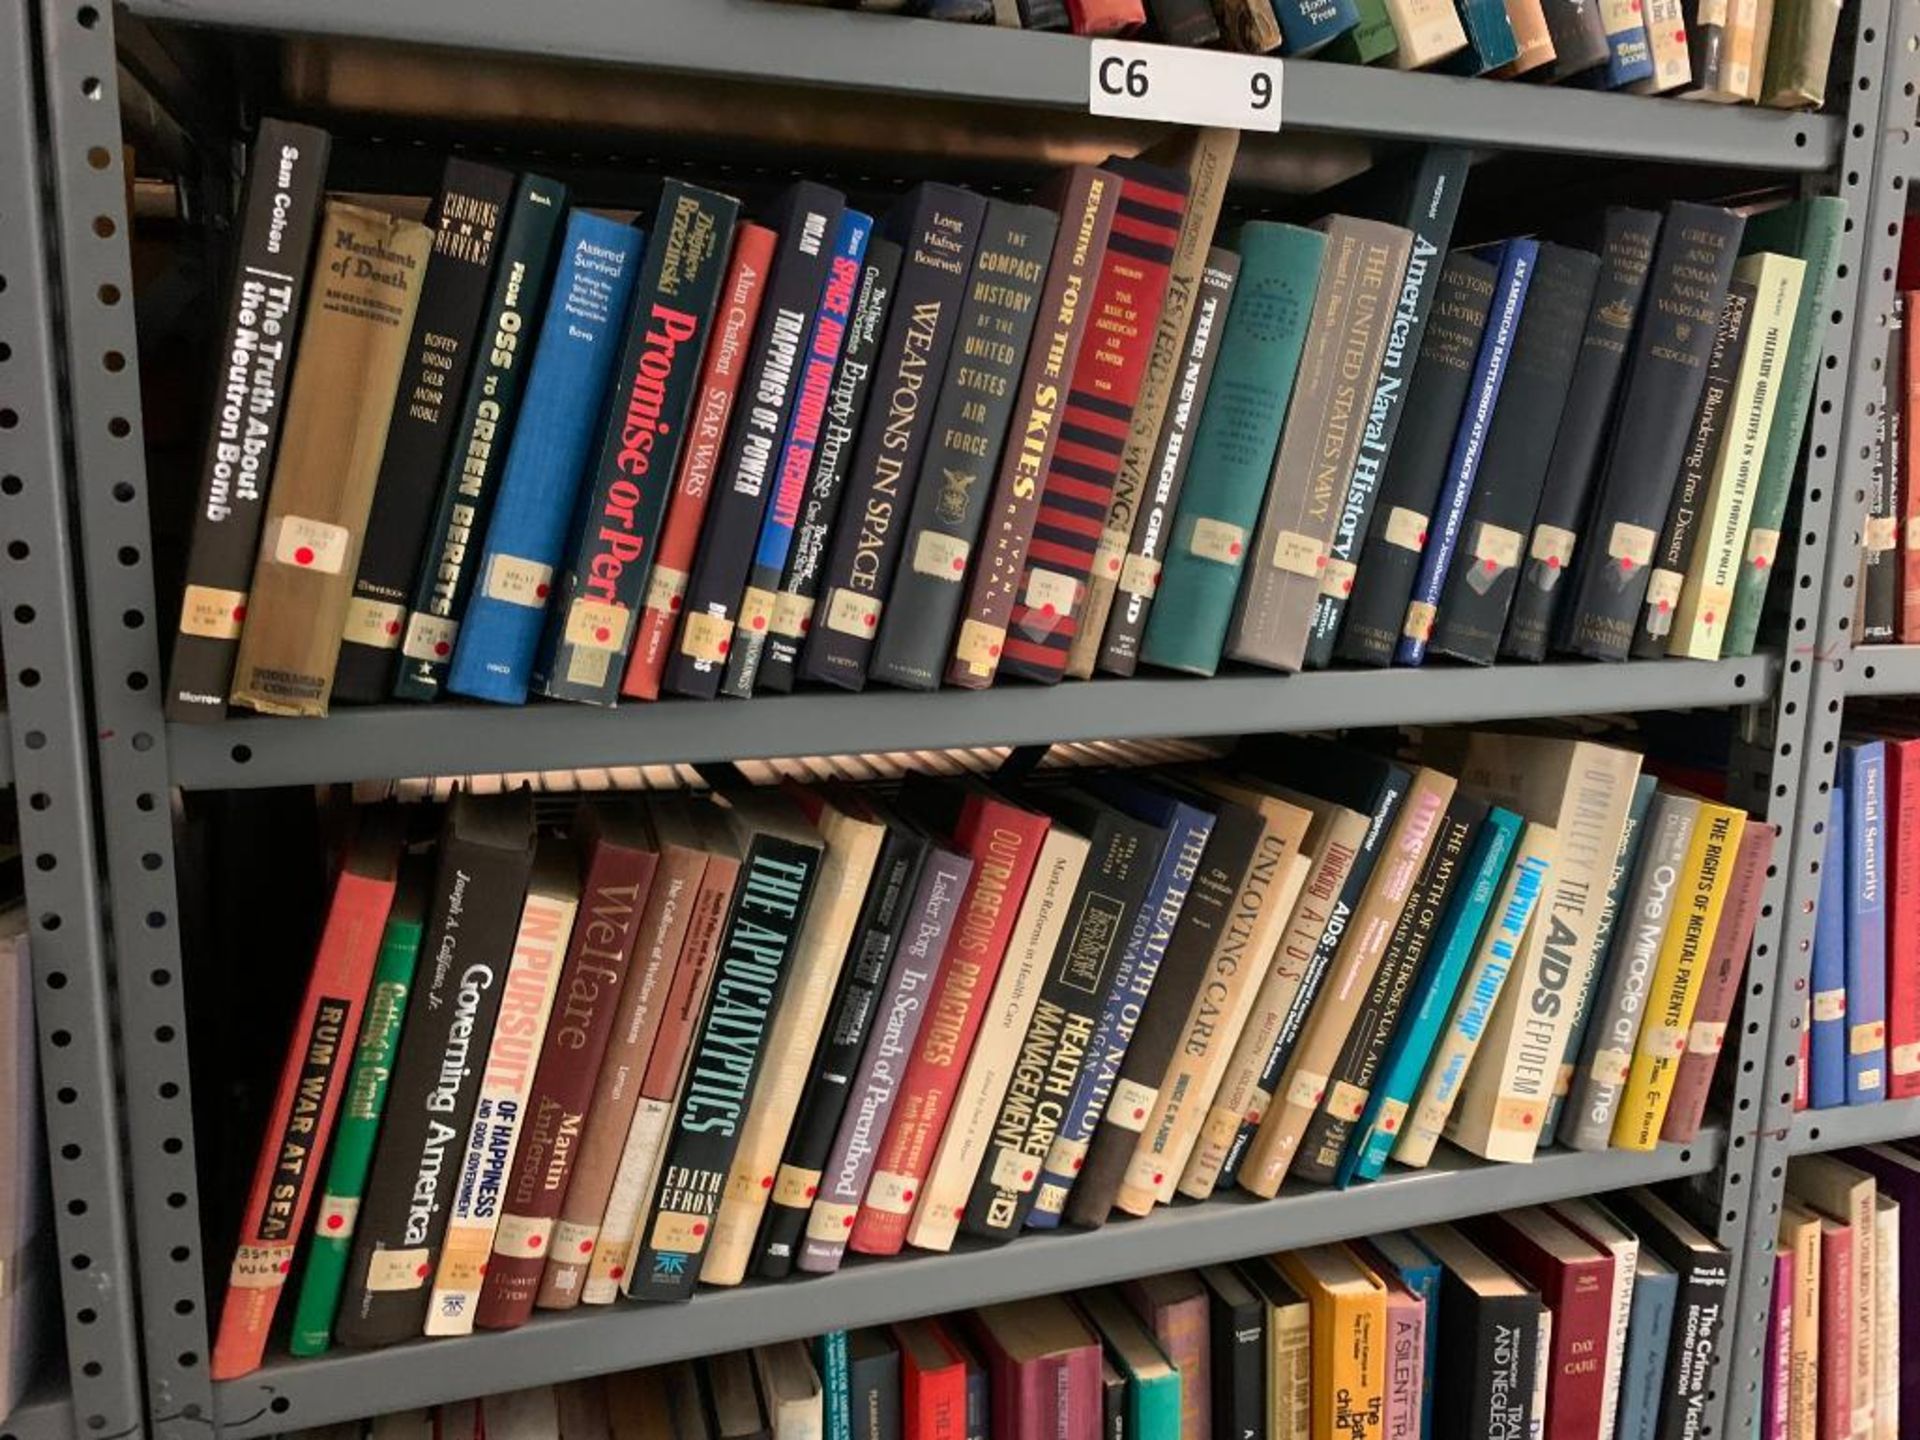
[1789,1098,1920,1154]
[215,1134,1720,1438]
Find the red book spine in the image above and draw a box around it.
[847,798,1050,1257]
[1817,1223,1854,1440]
[622,223,778,700]
[1065,0,1147,32]
[903,1327,968,1440]
[1888,738,1920,1098]
[1662,818,1776,1140]
[1902,293,1920,640]
[210,824,400,1379]
[1763,1248,1792,1440]
[472,822,659,1329]
[998,163,1186,683]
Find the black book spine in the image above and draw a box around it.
[166,118,331,723]
[1210,1282,1266,1440]
[1503,208,1661,663]
[759,240,905,696]
[332,160,516,705]
[1147,0,1224,42]
[1657,1260,1728,1440]
[1543,0,1610,74]
[962,801,1166,1241]
[1101,252,1240,676]
[665,182,846,700]
[1291,796,1482,1184]
[630,834,823,1302]
[391,176,568,702]
[755,827,928,1279]
[1335,253,1497,667]
[1863,295,1905,641]
[1304,148,1471,671]
[1018,0,1072,24]
[333,793,536,1347]
[534,182,741,704]
[1437,1285,1538,1440]
[1560,203,1746,660]
[1101,1364,1125,1440]
[849,1337,902,1440]
[869,201,1059,691]
[798,184,989,692]
[1429,244,1601,666]
[1630,282,1754,657]
[1065,801,1261,1229]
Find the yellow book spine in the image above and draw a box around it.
[1270,1299,1313,1440]
[1611,802,1746,1149]
[1787,1216,1819,1440]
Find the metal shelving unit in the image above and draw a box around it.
[19,0,1892,1436]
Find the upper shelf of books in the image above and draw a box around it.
[121,0,1842,171]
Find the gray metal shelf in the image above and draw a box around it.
[169,655,1779,790]
[1842,643,1920,693]
[1788,1099,1920,1155]
[1,1385,77,1440]
[120,0,1839,171]
[0,713,11,788]
[214,1134,1722,1439]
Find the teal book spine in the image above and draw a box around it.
[1140,222,1325,677]
[816,1331,852,1440]
[1338,806,1521,1186]
[1443,0,1519,69]
[1725,196,1847,657]
[1131,1365,1182,1440]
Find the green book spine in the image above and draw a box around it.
[1325,0,1403,61]
[1140,223,1325,676]
[285,910,426,1355]
[1131,1366,1183,1440]
[1724,196,1847,657]
[816,1330,852,1440]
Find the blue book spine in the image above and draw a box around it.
[447,211,644,703]
[1600,0,1655,84]
[1809,785,1849,1108]
[1846,741,1889,1104]
[1442,0,1519,70]
[1341,807,1524,1186]
[1025,786,1214,1229]
[1366,1232,1442,1440]
[1614,1264,1679,1440]
[1269,0,1361,51]
[1395,239,1537,667]
[815,1331,851,1440]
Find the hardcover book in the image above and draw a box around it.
[333,160,515,704]
[1200,1265,1264,1440]
[167,118,330,722]
[1842,741,1890,1106]
[1470,1208,1615,1440]
[1549,1198,1642,1440]
[1886,737,1920,1099]
[1864,301,1906,644]
[1275,1247,1389,1440]
[1810,787,1849,1109]
[1122,1273,1212,1440]
[972,1298,1104,1440]
[1242,1259,1312,1440]
[1613,1250,1678,1440]
[1081,1289,1182,1440]
[1416,1225,1542,1440]
[1271,0,1363,51]
[1444,0,1521,69]
[228,204,433,716]
[1608,1188,1732,1440]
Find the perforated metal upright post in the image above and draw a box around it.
[0,2,150,1437]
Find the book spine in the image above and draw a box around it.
[333,161,516,704]
[1228,219,1414,674]
[210,861,398,1378]
[760,241,905,695]
[536,845,707,1310]
[1816,1226,1857,1440]
[756,834,924,1279]
[1019,0,1073,23]
[1905,296,1920,641]
[722,211,873,697]
[629,836,823,1302]
[850,1342,901,1440]
[166,119,331,723]
[1140,223,1327,677]
[1067,130,1236,683]
[619,225,777,699]
[798,185,987,691]
[1631,283,1755,656]
[422,871,577,1335]
[1680,0,1727,92]
[334,798,535,1348]
[1327,0,1403,63]
[534,184,741,704]
[869,202,1060,690]
[1561,204,1746,659]
[1431,245,1600,666]
[445,214,644,704]
[1099,255,1240,676]
[1663,818,1774,1141]
[1029,804,1212,1228]
[1614,1271,1677,1440]
[1863,299,1905,642]
[997,162,1187,684]
[585,849,738,1304]
[1597,0,1656,79]
[1066,804,1260,1228]
[1146,0,1223,38]
[1502,208,1661,661]
[947,172,1121,689]
[1395,239,1537,666]
[288,909,424,1356]
[1384,1285,1424,1440]
[797,847,970,1274]
[228,206,434,716]
[818,1332,853,1440]
[1889,742,1920,1098]
[847,804,1049,1257]
[1660,1253,1730,1440]
[1445,0,1521,69]
[1543,0,1611,72]
[1337,252,1497,666]
[662,184,846,699]
[1304,150,1471,669]
[474,837,658,1328]
[1067,0,1148,31]
[1501,0,1559,68]
[1214,1289,1265,1440]
[389,176,568,702]
[1810,788,1849,1109]
[1626,0,1692,85]
[1846,747,1890,1104]
[1271,0,1363,50]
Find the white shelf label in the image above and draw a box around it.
[1088,40,1283,131]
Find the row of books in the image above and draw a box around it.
[1765,1148,1920,1440]
[210,726,1768,1381]
[164,121,1845,724]
[792,0,1839,110]
[280,1191,1733,1440]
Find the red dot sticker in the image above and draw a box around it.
[1383,1115,1398,1133]
[901,1189,915,1203]
[579,1240,593,1254]
[1547,555,1561,571]
[692,1222,707,1237]
[957,556,970,573]
[954,1206,966,1220]
[1416,530,1429,547]
[594,625,610,642]
[1521,1112,1535,1126]
[1704,611,1716,625]
[1151,1172,1164,1186]
[804,1185,818,1200]
[1133,1107,1146,1120]
[1673,26,1685,40]
[326,1214,344,1231]
[761,1175,774,1190]
[1022,1170,1034,1183]
[416,1263,431,1278]
[231,604,247,623]
[1071,1157,1084,1171]
[1228,542,1242,558]
[864,613,877,628]
[989,643,1001,658]
[668,594,683,611]
[800,616,812,633]
[386,619,402,636]
[753,615,767,631]
[842,1215,855,1229]
[529,1234,543,1250]
[1315,555,1327,569]
[716,639,730,656]
[535,583,550,599]
[278,1259,291,1274]
[1483,558,1497,574]
[1754,554,1770,569]
[293,546,315,566]
[1619,556,1635,573]
[1245,1110,1261,1126]
[1041,603,1056,618]
[434,641,451,657]
[1658,598,1671,614]
[610,1265,625,1280]
[1108,556,1121,573]
[1342,579,1353,594]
